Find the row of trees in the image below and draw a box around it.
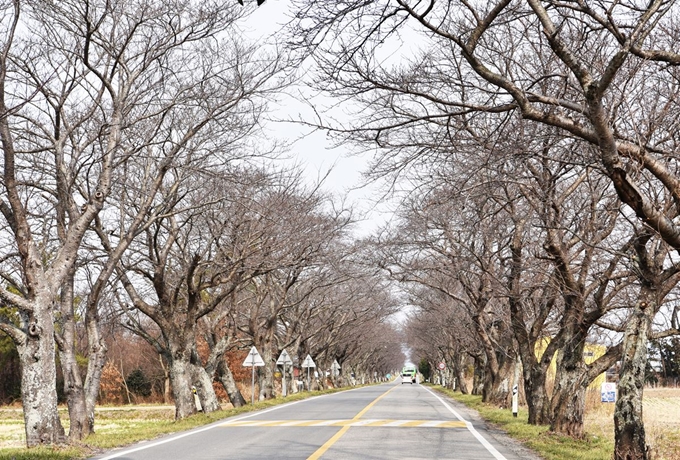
[287,1,680,459]
[9,3,680,460]
[386,123,676,435]
[0,0,403,448]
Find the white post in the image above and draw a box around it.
[282,363,287,397]
[512,355,520,417]
[251,363,256,405]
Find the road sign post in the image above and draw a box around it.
[331,359,341,376]
[276,349,293,397]
[331,359,341,386]
[242,346,265,405]
[301,354,316,391]
[601,382,617,403]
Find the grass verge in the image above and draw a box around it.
[0,388,345,460]
[431,385,614,460]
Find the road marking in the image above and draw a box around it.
[422,386,508,460]
[95,391,348,460]
[221,419,468,428]
[306,386,397,460]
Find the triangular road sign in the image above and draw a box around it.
[242,346,265,367]
[276,349,293,365]
[301,354,316,368]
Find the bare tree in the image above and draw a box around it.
[117,167,284,419]
[289,2,680,456]
[376,119,641,436]
[233,177,353,398]
[0,0,283,445]
[404,289,476,393]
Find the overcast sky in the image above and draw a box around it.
[239,1,393,238]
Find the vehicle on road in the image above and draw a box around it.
[401,365,417,384]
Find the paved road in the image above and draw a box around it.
[92,380,541,460]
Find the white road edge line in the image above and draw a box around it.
[95,388,360,460]
[423,386,508,460]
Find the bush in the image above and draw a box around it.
[418,358,431,381]
[126,369,152,397]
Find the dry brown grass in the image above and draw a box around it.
[584,387,680,460]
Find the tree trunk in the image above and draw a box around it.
[482,357,514,407]
[524,364,549,425]
[550,376,587,437]
[57,268,91,441]
[58,339,88,441]
[472,356,485,396]
[169,355,196,419]
[191,364,220,413]
[455,354,469,394]
[614,300,653,460]
[164,377,172,404]
[217,360,246,407]
[519,339,553,426]
[159,355,172,404]
[257,333,275,400]
[84,307,107,434]
[17,301,66,447]
[550,336,588,437]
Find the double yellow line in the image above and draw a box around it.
[306,386,397,460]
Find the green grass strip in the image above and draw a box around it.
[431,385,613,460]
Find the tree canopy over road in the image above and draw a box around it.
[2,2,680,459]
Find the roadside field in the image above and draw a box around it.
[441,385,680,460]
[0,405,177,450]
[584,387,680,460]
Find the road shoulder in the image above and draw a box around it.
[429,387,544,460]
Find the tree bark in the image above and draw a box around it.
[550,377,587,437]
[191,364,220,413]
[256,327,275,400]
[454,353,469,394]
[17,300,66,446]
[159,355,172,404]
[550,332,588,438]
[482,357,514,407]
[524,362,549,425]
[58,330,88,441]
[56,268,91,441]
[472,355,485,396]
[84,306,107,434]
[169,353,196,419]
[614,298,653,460]
[217,360,246,407]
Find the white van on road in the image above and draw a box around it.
[401,365,417,384]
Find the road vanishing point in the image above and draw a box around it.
[91,380,541,460]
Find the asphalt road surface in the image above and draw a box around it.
[92,379,542,460]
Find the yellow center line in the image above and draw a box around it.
[306,386,397,460]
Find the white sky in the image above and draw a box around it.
[239,1,393,238]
